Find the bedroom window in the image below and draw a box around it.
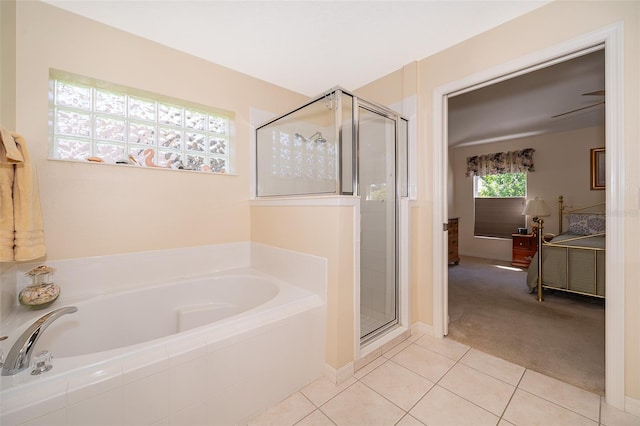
[473,173,527,238]
[48,69,234,174]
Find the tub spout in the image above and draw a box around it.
[1,306,78,376]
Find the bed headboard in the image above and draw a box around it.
[557,195,606,234]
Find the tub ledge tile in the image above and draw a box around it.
[66,363,123,405]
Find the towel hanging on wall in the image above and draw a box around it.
[0,126,46,261]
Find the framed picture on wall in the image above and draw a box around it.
[590,147,605,190]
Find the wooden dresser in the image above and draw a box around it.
[448,218,460,265]
[512,234,538,268]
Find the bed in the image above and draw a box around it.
[526,195,605,298]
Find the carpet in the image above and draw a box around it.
[447,256,605,395]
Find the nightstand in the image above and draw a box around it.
[512,234,538,268]
[448,218,460,265]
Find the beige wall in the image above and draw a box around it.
[450,126,606,261]
[358,0,639,402]
[250,205,355,369]
[8,1,306,261]
[1,0,16,130]
[4,0,639,401]
[0,0,17,325]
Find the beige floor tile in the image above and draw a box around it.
[297,409,336,426]
[320,381,405,426]
[246,392,315,426]
[413,334,470,361]
[503,389,597,426]
[301,376,357,407]
[410,385,499,426]
[360,360,434,411]
[391,343,456,382]
[395,413,426,426]
[438,363,515,416]
[354,355,387,379]
[600,398,640,426]
[498,419,516,426]
[409,329,426,342]
[519,369,600,421]
[459,348,525,386]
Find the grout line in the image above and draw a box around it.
[313,377,358,410]
[306,338,601,426]
[516,387,600,424]
[598,396,602,426]
[358,377,413,417]
[498,367,527,422]
[399,345,463,415]
[411,342,522,422]
[299,390,319,409]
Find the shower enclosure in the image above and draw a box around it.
[256,88,408,345]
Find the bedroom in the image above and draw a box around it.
[446,49,606,394]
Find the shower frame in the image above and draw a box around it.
[255,87,409,348]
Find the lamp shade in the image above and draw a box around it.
[522,197,550,217]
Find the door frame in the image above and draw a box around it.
[432,23,625,409]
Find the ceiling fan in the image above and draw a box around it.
[552,90,605,118]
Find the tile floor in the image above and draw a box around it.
[246,331,640,426]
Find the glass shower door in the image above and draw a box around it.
[358,105,397,342]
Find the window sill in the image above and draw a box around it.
[47,158,238,176]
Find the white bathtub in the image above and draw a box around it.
[0,268,326,426]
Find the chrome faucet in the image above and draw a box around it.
[1,306,78,376]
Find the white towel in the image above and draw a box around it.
[0,126,46,261]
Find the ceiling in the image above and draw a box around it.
[43,0,551,97]
[42,1,604,146]
[448,49,605,147]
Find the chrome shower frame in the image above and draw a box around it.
[255,87,409,346]
[255,86,408,198]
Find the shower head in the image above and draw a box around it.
[313,132,327,144]
[296,131,327,144]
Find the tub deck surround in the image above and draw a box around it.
[1,242,326,331]
[0,243,327,426]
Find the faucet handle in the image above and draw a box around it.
[31,350,53,375]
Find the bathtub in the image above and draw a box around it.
[0,268,326,426]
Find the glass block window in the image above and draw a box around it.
[269,131,336,181]
[49,69,234,174]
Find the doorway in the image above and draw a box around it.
[432,24,625,409]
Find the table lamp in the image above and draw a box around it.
[522,197,550,301]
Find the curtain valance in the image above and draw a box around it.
[466,148,535,177]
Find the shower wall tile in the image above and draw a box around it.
[123,370,169,425]
[6,242,253,304]
[250,242,327,299]
[1,384,67,426]
[20,408,66,426]
[121,350,169,384]
[5,242,324,308]
[2,242,325,426]
[0,263,18,324]
[67,387,123,426]
[66,364,123,405]
[169,352,208,413]
[171,401,208,426]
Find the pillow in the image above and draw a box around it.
[566,214,605,235]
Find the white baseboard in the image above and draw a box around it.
[626,396,640,417]
[411,321,434,337]
[324,362,354,385]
